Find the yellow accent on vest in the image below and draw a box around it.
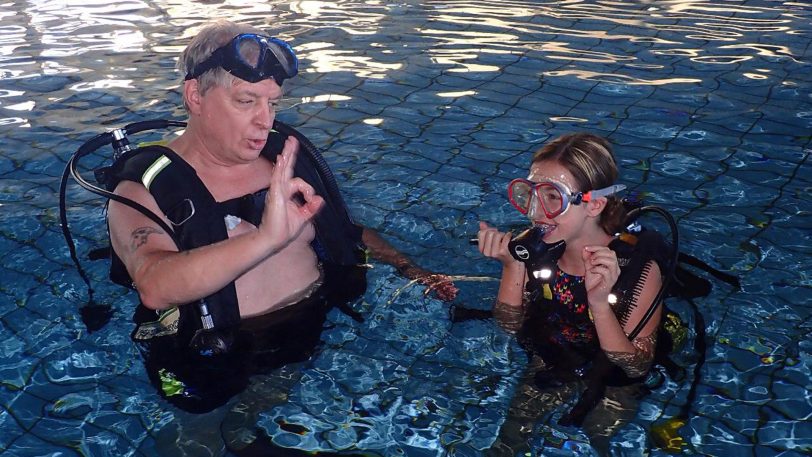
[137,139,169,148]
[141,155,171,190]
[543,283,552,300]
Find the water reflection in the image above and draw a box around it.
[2,0,804,156]
[546,69,701,86]
[0,0,805,87]
[306,47,402,78]
[0,1,810,456]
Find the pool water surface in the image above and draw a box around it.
[0,1,810,456]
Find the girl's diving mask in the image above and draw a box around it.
[185,33,299,85]
[507,178,626,219]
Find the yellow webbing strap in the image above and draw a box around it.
[141,155,171,190]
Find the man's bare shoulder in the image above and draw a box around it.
[108,180,163,224]
[107,180,176,256]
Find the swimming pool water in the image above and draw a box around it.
[1,1,810,456]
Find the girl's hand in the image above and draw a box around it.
[477,221,520,267]
[582,245,620,309]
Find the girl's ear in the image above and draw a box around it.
[586,196,607,217]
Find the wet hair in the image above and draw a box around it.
[177,20,263,111]
[531,133,626,235]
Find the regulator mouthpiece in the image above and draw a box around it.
[508,226,566,283]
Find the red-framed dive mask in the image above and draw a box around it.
[507,178,626,219]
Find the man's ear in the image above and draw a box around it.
[183,79,202,115]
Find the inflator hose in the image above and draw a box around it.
[272,121,351,218]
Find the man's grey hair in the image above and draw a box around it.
[178,20,263,111]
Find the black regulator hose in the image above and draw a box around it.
[272,121,350,214]
[59,146,102,302]
[59,120,187,305]
[64,120,186,237]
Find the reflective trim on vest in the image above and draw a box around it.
[142,155,171,190]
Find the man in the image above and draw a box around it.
[106,20,455,412]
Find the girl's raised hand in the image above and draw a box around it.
[582,245,620,308]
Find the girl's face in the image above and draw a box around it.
[525,160,590,243]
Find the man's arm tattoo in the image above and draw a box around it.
[130,227,163,252]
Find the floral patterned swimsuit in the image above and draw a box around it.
[547,268,596,348]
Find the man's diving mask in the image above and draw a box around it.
[507,178,626,219]
[185,33,299,85]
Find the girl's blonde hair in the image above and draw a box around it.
[531,133,626,235]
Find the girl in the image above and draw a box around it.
[478,133,668,450]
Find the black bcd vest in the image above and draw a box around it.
[518,228,672,382]
[102,128,367,338]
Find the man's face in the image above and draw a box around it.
[197,77,283,164]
